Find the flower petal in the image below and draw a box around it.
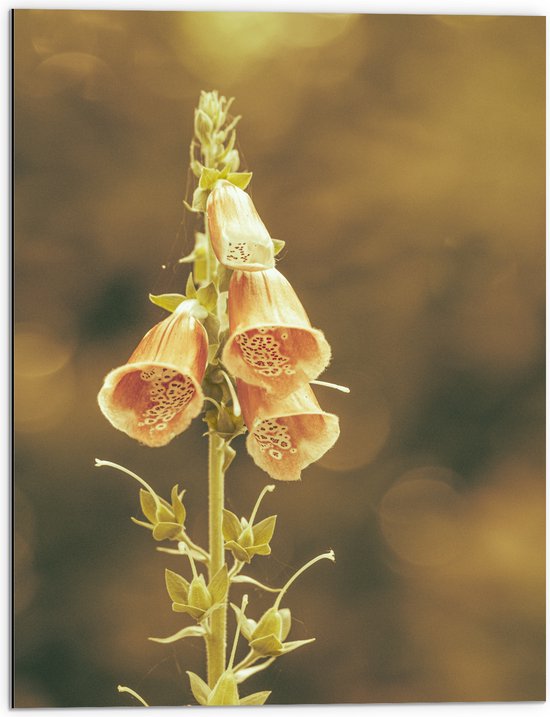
[223,269,331,397]
[238,381,340,481]
[98,302,208,447]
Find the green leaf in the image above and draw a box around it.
[149,293,186,313]
[172,603,205,620]
[222,443,236,473]
[239,691,271,706]
[253,515,277,546]
[139,489,157,524]
[152,522,182,541]
[186,671,210,706]
[272,237,286,256]
[222,509,242,542]
[226,171,252,190]
[208,564,229,604]
[196,281,218,312]
[165,568,189,604]
[185,273,197,299]
[251,544,271,557]
[148,625,205,644]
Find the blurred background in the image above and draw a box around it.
[13,10,545,707]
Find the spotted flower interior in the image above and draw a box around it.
[101,363,202,447]
[226,325,328,396]
[247,412,340,482]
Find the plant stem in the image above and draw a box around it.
[206,430,227,686]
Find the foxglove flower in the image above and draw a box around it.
[237,380,339,482]
[98,301,208,447]
[222,268,331,397]
[206,180,275,271]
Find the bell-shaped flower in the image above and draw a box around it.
[237,381,340,481]
[222,268,331,397]
[98,300,208,448]
[206,180,275,271]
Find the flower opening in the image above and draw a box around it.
[206,180,275,271]
[237,380,340,481]
[98,301,208,447]
[222,269,331,397]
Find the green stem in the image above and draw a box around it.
[206,431,227,687]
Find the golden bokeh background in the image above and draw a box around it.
[14,10,545,707]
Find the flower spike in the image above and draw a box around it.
[237,381,340,481]
[206,180,275,271]
[98,300,208,447]
[222,268,332,397]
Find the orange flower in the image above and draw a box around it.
[237,380,339,482]
[222,268,331,397]
[98,301,208,447]
[206,180,275,271]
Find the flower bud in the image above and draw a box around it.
[98,301,208,447]
[206,180,275,271]
[222,268,331,397]
[237,381,340,481]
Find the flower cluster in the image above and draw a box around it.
[98,181,339,480]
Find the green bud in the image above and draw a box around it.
[188,575,212,612]
[194,108,213,143]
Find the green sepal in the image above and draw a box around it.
[170,484,186,525]
[149,293,186,313]
[148,625,205,644]
[253,515,277,546]
[230,603,256,642]
[194,108,213,143]
[280,637,316,654]
[279,608,292,641]
[251,543,271,557]
[272,237,286,256]
[222,442,236,473]
[152,522,182,541]
[188,574,212,611]
[185,273,197,299]
[172,603,205,620]
[253,608,282,642]
[207,343,220,364]
[239,691,271,706]
[208,564,229,604]
[190,159,204,178]
[207,671,240,706]
[191,186,209,213]
[186,671,210,706]
[199,166,221,190]
[226,171,252,190]
[222,509,242,542]
[235,658,276,684]
[165,568,189,603]
[139,489,158,524]
[250,633,284,657]
[203,313,220,345]
[224,540,251,563]
[130,517,153,531]
[196,282,218,313]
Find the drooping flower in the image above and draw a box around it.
[237,380,339,481]
[98,300,208,447]
[222,268,331,397]
[206,180,275,271]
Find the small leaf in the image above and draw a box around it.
[130,517,153,531]
[172,602,205,620]
[251,544,271,557]
[253,515,277,546]
[165,568,189,603]
[187,671,210,706]
[152,522,182,541]
[222,443,236,473]
[139,489,157,524]
[149,293,186,313]
[148,625,205,644]
[222,509,242,542]
[226,171,252,190]
[272,237,286,256]
[235,658,276,684]
[239,691,271,706]
[199,166,221,190]
[185,273,197,299]
[208,564,229,604]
